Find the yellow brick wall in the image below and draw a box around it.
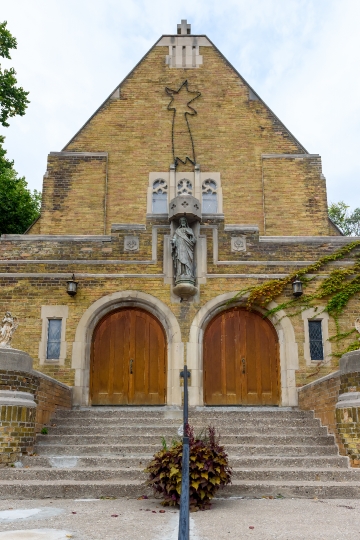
[36,44,329,236]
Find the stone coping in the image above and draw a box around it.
[336,392,360,409]
[340,350,360,374]
[0,349,33,372]
[297,370,340,392]
[0,389,36,407]
[0,235,111,242]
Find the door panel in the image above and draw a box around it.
[204,308,279,406]
[91,308,166,405]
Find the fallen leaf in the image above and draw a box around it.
[159,510,166,513]
[249,526,254,530]
[152,510,157,513]
[71,512,77,514]
[111,514,119,517]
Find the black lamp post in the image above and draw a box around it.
[66,274,78,296]
[292,275,303,297]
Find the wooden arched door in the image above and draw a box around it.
[90,308,167,405]
[204,308,280,406]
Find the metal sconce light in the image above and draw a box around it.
[66,274,78,296]
[292,275,303,297]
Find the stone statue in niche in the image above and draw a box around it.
[171,216,196,284]
[0,312,19,349]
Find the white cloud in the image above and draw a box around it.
[1,0,359,209]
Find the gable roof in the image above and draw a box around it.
[63,34,308,154]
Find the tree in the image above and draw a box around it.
[0,167,41,234]
[0,21,40,234]
[328,201,360,236]
[0,21,29,127]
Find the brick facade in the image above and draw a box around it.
[0,26,359,409]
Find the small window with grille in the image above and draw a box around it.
[46,319,62,360]
[308,320,324,361]
[152,179,168,213]
[202,179,218,213]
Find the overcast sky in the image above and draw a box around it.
[1,0,360,209]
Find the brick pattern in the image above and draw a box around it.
[34,45,331,237]
[336,407,360,467]
[340,371,360,394]
[0,405,36,465]
[298,373,341,439]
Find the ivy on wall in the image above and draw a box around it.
[232,241,360,358]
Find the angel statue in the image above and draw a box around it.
[0,312,19,349]
[355,317,360,341]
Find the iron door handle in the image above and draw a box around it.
[130,358,134,374]
[242,358,246,374]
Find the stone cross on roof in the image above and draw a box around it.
[177,19,191,35]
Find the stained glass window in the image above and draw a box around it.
[308,320,324,361]
[47,319,62,360]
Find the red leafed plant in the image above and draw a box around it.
[144,425,232,511]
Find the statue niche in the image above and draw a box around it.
[171,216,196,284]
[168,194,201,299]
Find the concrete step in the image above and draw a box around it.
[36,434,335,446]
[1,467,359,483]
[1,479,360,500]
[47,425,327,436]
[54,409,314,420]
[50,417,321,430]
[34,443,339,456]
[223,480,360,499]
[19,454,350,470]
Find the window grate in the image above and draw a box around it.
[308,320,324,361]
[47,319,62,360]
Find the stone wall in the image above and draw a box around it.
[0,400,36,465]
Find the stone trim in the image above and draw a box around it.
[297,370,340,391]
[0,390,36,407]
[187,293,299,406]
[259,236,360,243]
[224,225,259,233]
[39,306,68,365]
[302,308,331,366]
[111,224,146,231]
[71,291,183,407]
[0,273,165,279]
[262,153,319,159]
[49,151,108,157]
[0,235,112,242]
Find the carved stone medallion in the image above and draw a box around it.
[124,236,139,252]
[231,236,246,253]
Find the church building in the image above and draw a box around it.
[1,19,359,414]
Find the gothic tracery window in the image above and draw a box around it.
[202,179,218,213]
[152,179,168,213]
[177,179,193,196]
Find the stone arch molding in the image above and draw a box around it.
[71,290,183,406]
[187,292,299,407]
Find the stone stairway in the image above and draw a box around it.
[1,407,360,499]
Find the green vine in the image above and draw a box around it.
[231,241,360,358]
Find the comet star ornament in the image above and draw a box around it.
[165,80,201,166]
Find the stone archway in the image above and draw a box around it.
[187,293,299,406]
[71,291,183,406]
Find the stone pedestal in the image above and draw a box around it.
[336,350,360,467]
[0,349,37,465]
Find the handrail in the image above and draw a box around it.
[178,364,190,540]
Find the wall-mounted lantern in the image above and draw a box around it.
[66,274,78,297]
[292,275,303,297]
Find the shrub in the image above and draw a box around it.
[145,425,232,511]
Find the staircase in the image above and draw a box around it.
[1,407,360,499]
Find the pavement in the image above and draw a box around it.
[0,496,359,539]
